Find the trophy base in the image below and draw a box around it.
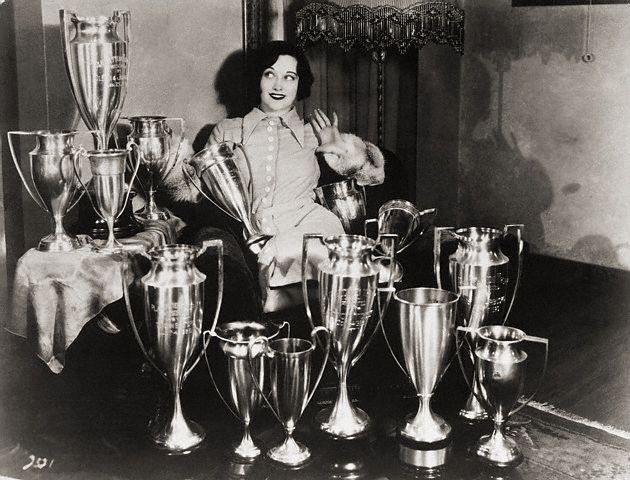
[400,412,452,444]
[90,239,125,254]
[267,437,311,467]
[152,418,205,455]
[459,407,489,422]
[316,406,371,439]
[232,440,261,461]
[474,432,523,468]
[38,233,83,252]
[138,208,170,221]
[398,440,450,473]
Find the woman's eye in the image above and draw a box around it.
[264,71,274,78]
[285,75,296,81]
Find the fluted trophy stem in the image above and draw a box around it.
[235,423,260,459]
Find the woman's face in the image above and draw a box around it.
[259,55,299,116]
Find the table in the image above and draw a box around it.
[4,218,181,374]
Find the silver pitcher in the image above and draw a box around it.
[183,142,271,254]
[122,240,224,454]
[8,130,85,251]
[204,320,286,460]
[125,116,185,220]
[74,146,140,252]
[302,233,396,439]
[60,9,130,149]
[314,178,366,235]
[457,325,548,468]
[248,327,330,466]
[434,225,524,421]
[384,287,459,444]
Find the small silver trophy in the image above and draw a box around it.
[184,143,271,254]
[8,130,85,251]
[73,146,140,252]
[122,240,224,454]
[60,9,130,149]
[314,178,366,235]
[248,327,330,466]
[457,325,548,468]
[125,116,185,220]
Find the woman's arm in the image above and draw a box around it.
[310,109,385,186]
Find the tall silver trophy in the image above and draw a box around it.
[248,327,330,466]
[73,146,140,252]
[125,116,184,220]
[60,9,130,149]
[457,325,548,467]
[302,233,396,438]
[7,130,85,251]
[204,320,286,460]
[122,241,224,454]
[314,178,366,235]
[383,287,459,444]
[434,225,524,421]
[183,143,271,254]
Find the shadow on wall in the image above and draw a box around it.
[570,235,624,269]
[459,56,553,249]
[193,50,249,153]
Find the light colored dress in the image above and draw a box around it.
[208,107,345,310]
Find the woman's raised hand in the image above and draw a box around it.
[310,108,348,157]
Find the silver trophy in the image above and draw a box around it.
[314,178,366,235]
[204,320,286,460]
[122,241,224,454]
[7,130,85,251]
[60,9,130,149]
[457,325,548,468]
[248,327,330,466]
[383,287,459,444]
[183,142,271,254]
[434,225,524,421]
[302,233,396,439]
[125,116,185,220]
[73,146,140,252]
[364,200,437,283]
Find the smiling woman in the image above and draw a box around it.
[164,41,385,313]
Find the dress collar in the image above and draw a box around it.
[242,107,305,148]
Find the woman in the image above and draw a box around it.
[168,41,385,313]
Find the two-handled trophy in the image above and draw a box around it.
[203,320,287,460]
[364,200,437,283]
[434,225,524,421]
[183,142,271,254]
[457,325,548,467]
[60,9,130,150]
[73,146,140,252]
[382,287,459,444]
[7,130,86,251]
[302,233,396,439]
[314,178,366,235]
[121,240,224,454]
[247,327,331,467]
[125,116,185,220]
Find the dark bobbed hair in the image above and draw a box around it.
[246,40,314,106]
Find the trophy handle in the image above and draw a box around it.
[121,251,168,382]
[352,233,396,367]
[364,218,378,240]
[502,224,524,325]
[509,334,549,417]
[301,233,325,333]
[124,138,148,196]
[397,207,438,254]
[201,330,241,422]
[113,10,130,43]
[117,142,141,220]
[73,147,106,222]
[455,325,491,412]
[66,148,88,212]
[247,336,282,424]
[181,160,240,221]
[305,326,331,408]
[433,227,454,290]
[160,117,186,184]
[182,239,224,381]
[7,131,48,212]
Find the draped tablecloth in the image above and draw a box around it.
[5,217,182,374]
